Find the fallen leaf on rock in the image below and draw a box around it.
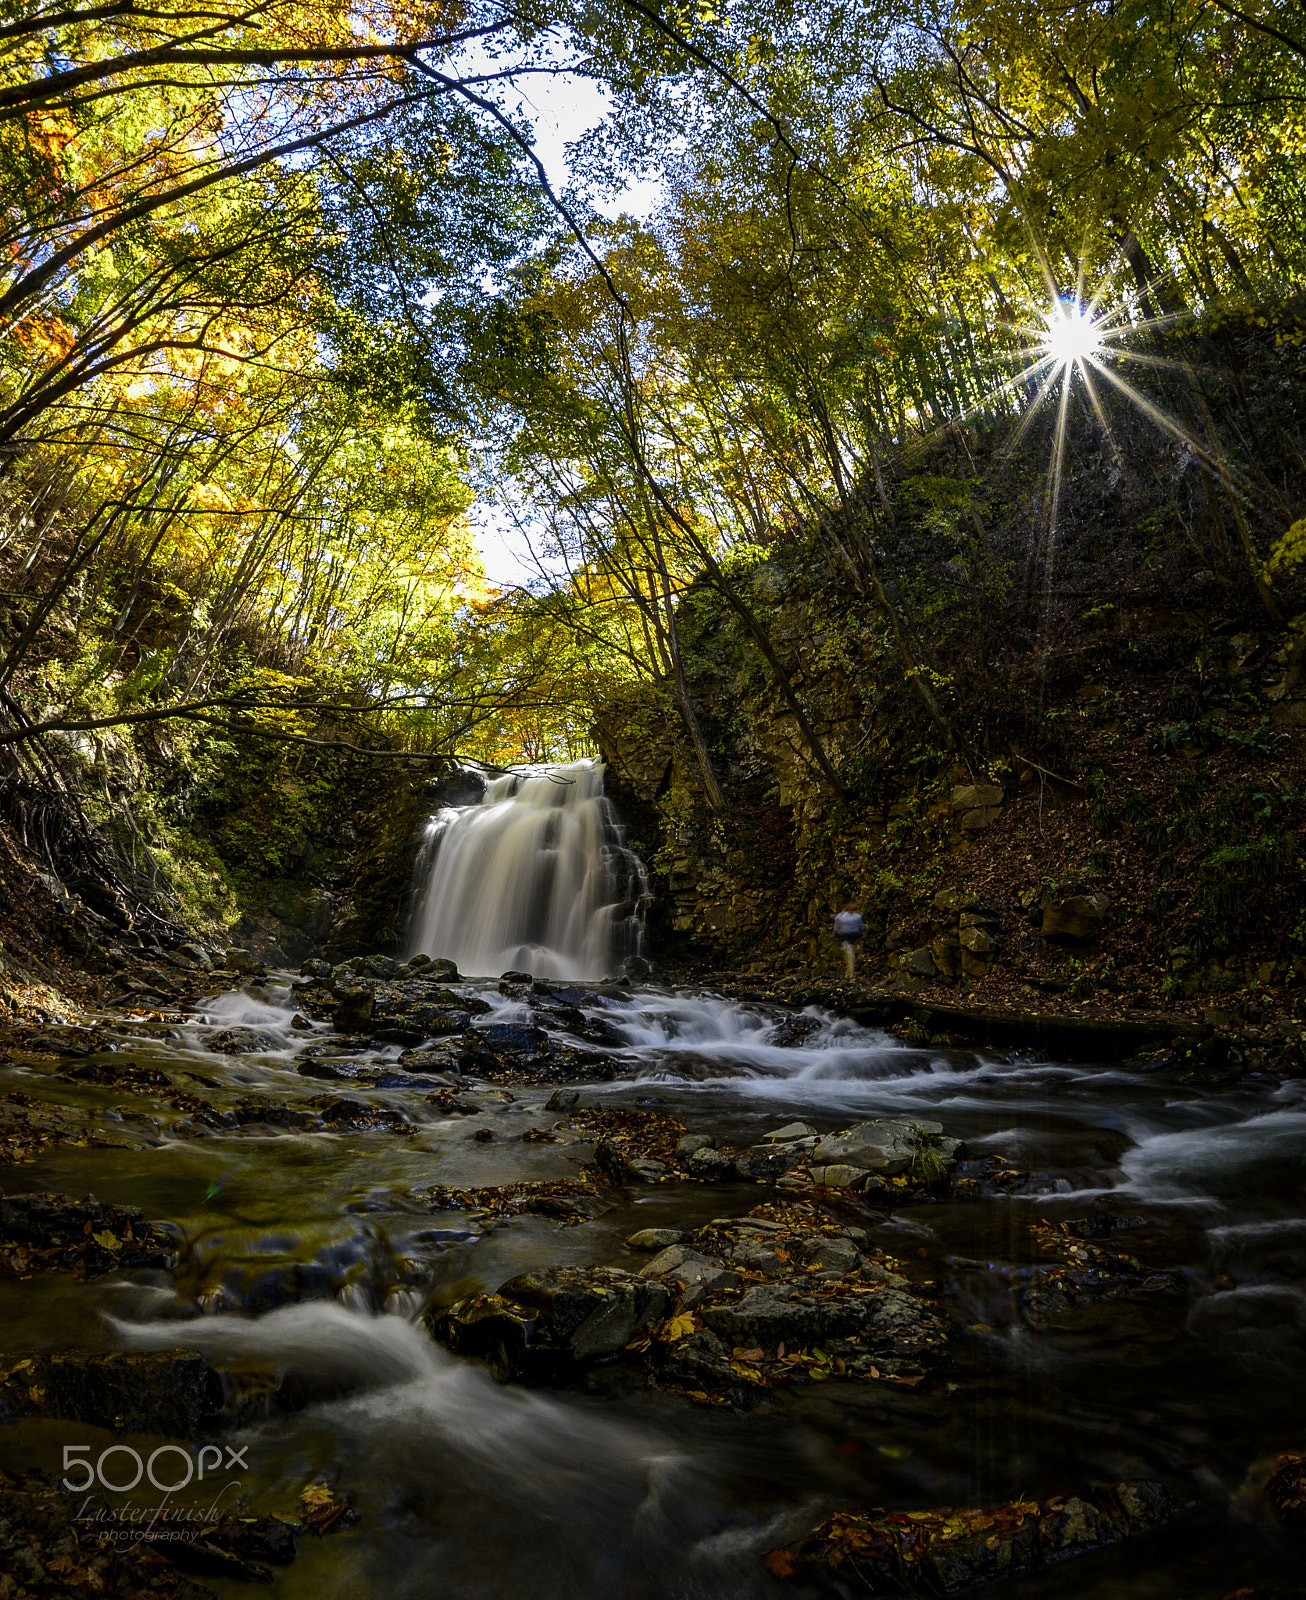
[299,1479,357,1536]
[767,1481,1188,1594]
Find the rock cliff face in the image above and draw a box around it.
[596,549,1306,1023]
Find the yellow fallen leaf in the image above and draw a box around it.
[664,1314,696,1341]
[92,1230,120,1251]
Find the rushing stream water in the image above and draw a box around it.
[1,763,1303,1595]
[2,975,1305,1598]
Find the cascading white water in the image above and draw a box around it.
[406,758,649,981]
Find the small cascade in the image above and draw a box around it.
[406,758,649,981]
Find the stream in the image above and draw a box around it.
[2,976,1304,1597]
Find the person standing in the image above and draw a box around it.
[832,902,865,982]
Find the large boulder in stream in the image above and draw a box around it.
[428,1266,669,1382]
[810,1118,962,1178]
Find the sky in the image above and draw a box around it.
[465,71,661,589]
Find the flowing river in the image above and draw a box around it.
[1,977,1304,1597]
[1,760,1303,1596]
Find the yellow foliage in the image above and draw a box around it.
[1270,518,1306,572]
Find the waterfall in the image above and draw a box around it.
[406,758,649,981]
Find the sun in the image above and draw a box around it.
[1041,298,1103,369]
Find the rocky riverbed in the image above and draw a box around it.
[0,953,1303,1598]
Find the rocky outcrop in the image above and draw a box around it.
[594,555,1306,1025]
[428,1195,950,1401]
[427,1266,669,1382]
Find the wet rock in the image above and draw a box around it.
[500,969,533,984]
[0,1191,173,1269]
[342,955,398,980]
[702,1283,945,1369]
[801,1236,861,1273]
[530,998,626,1046]
[395,1043,462,1076]
[0,1097,123,1164]
[224,947,256,973]
[734,1142,812,1181]
[811,1118,960,1176]
[426,958,460,980]
[332,982,375,1031]
[544,1042,620,1081]
[768,1015,823,1048]
[626,1158,670,1181]
[458,1024,552,1074]
[429,1266,668,1381]
[206,1027,284,1055]
[1042,893,1111,943]
[1021,1220,1188,1341]
[545,1088,581,1110]
[764,1122,817,1142]
[531,982,592,1005]
[769,1479,1188,1594]
[0,1351,223,1436]
[730,1241,787,1276]
[687,1146,737,1181]
[807,1163,868,1188]
[300,958,333,980]
[296,1059,354,1081]
[626,1228,687,1250]
[373,1002,470,1045]
[0,1024,106,1058]
[675,1132,716,1159]
[639,1245,727,1284]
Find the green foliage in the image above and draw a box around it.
[910,1128,948,1184]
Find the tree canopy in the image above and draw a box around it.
[0,0,1302,777]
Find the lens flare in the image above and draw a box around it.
[1042,300,1102,368]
